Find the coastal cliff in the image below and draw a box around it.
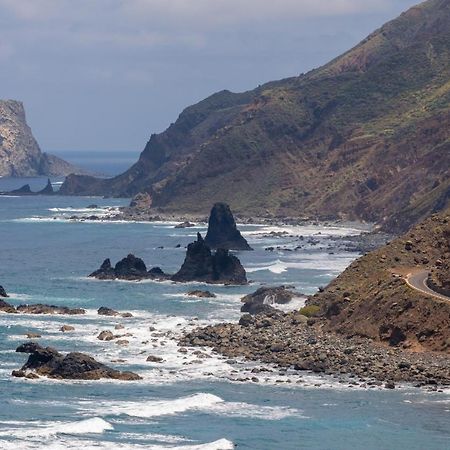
[0,100,85,177]
[59,0,450,232]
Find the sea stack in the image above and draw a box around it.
[171,233,247,285]
[204,203,252,251]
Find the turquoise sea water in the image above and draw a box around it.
[0,179,449,450]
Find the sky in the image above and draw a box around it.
[0,0,420,154]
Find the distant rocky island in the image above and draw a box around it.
[58,0,449,233]
[0,100,88,177]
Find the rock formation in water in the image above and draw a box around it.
[2,178,55,196]
[172,233,247,285]
[12,342,141,380]
[240,286,297,315]
[204,203,252,251]
[89,255,169,281]
[16,304,86,315]
[0,100,88,177]
[90,234,247,285]
[0,285,8,297]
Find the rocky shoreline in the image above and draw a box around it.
[180,310,450,390]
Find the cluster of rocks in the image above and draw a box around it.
[240,286,298,315]
[0,299,86,315]
[90,254,169,281]
[90,233,248,285]
[181,310,450,389]
[12,342,141,381]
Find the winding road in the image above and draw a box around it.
[405,270,450,302]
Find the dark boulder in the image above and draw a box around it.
[241,286,297,315]
[13,342,141,380]
[171,233,247,285]
[204,203,252,251]
[0,285,8,298]
[187,290,216,298]
[98,306,120,316]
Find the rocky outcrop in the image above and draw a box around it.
[241,286,297,315]
[0,100,87,177]
[172,233,247,285]
[89,255,169,281]
[12,342,141,380]
[204,203,252,251]
[16,304,86,315]
[0,285,8,298]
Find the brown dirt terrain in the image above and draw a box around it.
[308,207,450,352]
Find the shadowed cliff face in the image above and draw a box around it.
[0,100,88,177]
[60,0,450,232]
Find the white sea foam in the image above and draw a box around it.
[0,417,113,438]
[83,393,302,421]
[0,437,235,450]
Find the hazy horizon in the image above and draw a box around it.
[0,0,420,153]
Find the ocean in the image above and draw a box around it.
[0,176,449,450]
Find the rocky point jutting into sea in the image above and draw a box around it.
[181,207,450,389]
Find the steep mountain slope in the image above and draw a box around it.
[60,0,450,231]
[307,206,450,352]
[0,100,86,177]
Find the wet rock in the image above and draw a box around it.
[146,355,164,363]
[60,325,75,332]
[171,233,247,285]
[16,304,85,315]
[13,342,141,380]
[26,332,41,339]
[97,330,114,341]
[0,285,8,298]
[187,290,216,298]
[98,306,120,316]
[241,286,297,315]
[204,203,253,251]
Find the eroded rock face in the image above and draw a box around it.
[0,285,8,298]
[90,255,169,281]
[13,342,141,380]
[240,286,297,315]
[0,100,85,177]
[171,233,247,285]
[129,192,152,210]
[204,203,252,251]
